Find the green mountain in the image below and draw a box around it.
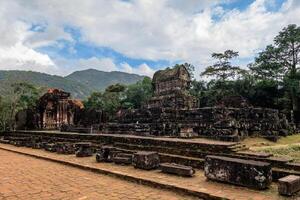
[0,69,145,99]
[66,69,145,91]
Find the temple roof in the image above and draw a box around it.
[69,99,84,109]
[152,65,190,83]
[39,88,70,106]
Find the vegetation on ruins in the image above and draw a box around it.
[84,78,153,116]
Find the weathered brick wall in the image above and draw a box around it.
[108,106,291,140]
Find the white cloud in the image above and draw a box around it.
[0,43,56,72]
[76,57,118,72]
[0,0,300,78]
[120,62,155,77]
[54,57,154,77]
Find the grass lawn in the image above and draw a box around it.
[241,134,300,162]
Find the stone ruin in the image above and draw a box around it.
[4,65,300,198]
[38,88,84,129]
[16,88,109,132]
[15,65,293,141]
[104,65,292,141]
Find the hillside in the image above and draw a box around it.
[65,69,145,91]
[0,69,145,99]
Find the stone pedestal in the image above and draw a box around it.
[160,163,195,177]
[75,142,93,157]
[132,151,160,170]
[278,175,300,196]
[204,155,272,190]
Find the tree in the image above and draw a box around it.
[201,50,241,81]
[84,83,127,118]
[250,45,284,80]
[0,82,40,131]
[189,80,207,107]
[123,77,153,109]
[251,24,300,112]
[84,92,104,110]
[0,96,10,131]
[105,83,126,93]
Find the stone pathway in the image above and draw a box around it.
[0,144,295,200]
[0,149,197,200]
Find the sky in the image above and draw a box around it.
[0,0,299,79]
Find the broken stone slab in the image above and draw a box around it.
[278,175,300,196]
[132,151,160,170]
[204,155,272,190]
[160,163,195,177]
[75,142,93,157]
[113,153,133,165]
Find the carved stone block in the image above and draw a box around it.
[278,175,300,196]
[204,155,272,190]
[132,151,160,170]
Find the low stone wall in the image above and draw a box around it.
[107,107,291,141]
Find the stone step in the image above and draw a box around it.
[285,162,300,171]
[114,146,205,169]
[113,156,132,165]
[115,152,133,158]
[236,151,273,158]
[113,142,232,159]
[273,168,300,180]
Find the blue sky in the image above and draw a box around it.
[37,26,172,72]
[0,0,298,78]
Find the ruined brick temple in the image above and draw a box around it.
[105,65,291,141]
[147,66,197,109]
[15,65,292,141]
[38,89,83,129]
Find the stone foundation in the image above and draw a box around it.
[107,107,291,141]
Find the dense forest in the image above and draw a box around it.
[1,24,299,131]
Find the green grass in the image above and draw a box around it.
[255,144,300,162]
[242,134,300,162]
[242,134,300,147]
